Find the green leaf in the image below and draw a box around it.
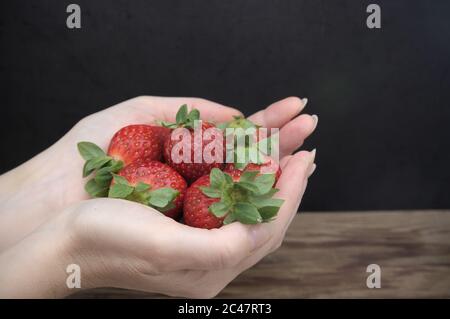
[112,174,129,185]
[176,104,188,124]
[224,172,234,184]
[159,121,178,129]
[85,179,109,198]
[95,168,114,187]
[210,201,230,217]
[229,116,257,129]
[82,160,96,177]
[135,182,150,193]
[249,188,279,201]
[93,160,123,186]
[251,198,284,209]
[239,170,259,182]
[109,160,124,173]
[234,202,262,224]
[200,186,222,198]
[187,108,200,122]
[223,213,236,225]
[159,202,176,212]
[77,142,106,161]
[249,197,284,221]
[236,181,260,193]
[258,206,281,221]
[209,168,227,189]
[253,174,276,195]
[148,188,179,208]
[83,156,112,177]
[108,184,134,199]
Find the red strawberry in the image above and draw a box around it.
[77,125,171,198]
[162,105,225,183]
[108,124,170,165]
[109,160,187,219]
[224,154,282,183]
[183,168,284,229]
[183,175,225,229]
[218,116,280,181]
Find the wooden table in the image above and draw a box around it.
[72,211,450,298]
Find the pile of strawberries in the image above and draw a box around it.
[78,105,283,229]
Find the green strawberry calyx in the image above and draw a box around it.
[220,116,278,170]
[159,104,201,130]
[200,168,284,225]
[217,115,259,130]
[77,141,124,198]
[108,174,179,212]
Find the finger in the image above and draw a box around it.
[143,96,242,123]
[279,155,293,169]
[248,96,307,129]
[177,151,315,272]
[229,150,315,274]
[275,150,315,231]
[161,221,272,271]
[82,199,268,273]
[106,96,242,124]
[279,114,318,158]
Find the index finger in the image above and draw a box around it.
[248,96,308,129]
[110,96,243,124]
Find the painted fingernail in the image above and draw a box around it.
[308,163,317,177]
[310,148,317,163]
[311,114,319,130]
[302,98,308,108]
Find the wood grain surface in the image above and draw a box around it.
[71,210,450,298]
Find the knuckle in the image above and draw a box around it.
[271,237,284,253]
[215,242,241,269]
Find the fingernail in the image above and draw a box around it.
[311,114,319,130]
[310,148,316,163]
[308,163,317,177]
[302,98,308,108]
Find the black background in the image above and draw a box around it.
[1,0,449,211]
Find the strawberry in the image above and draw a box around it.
[108,124,170,165]
[77,125,170,198]
[183,175,224,229]
[183,168,284,229]
[217,116,258,131]
[219,116,280,180]
[108,160,187,219]
[224,154,282,183]
[162,105,225,183]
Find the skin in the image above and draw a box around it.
[0,96,317,298]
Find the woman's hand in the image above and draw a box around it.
[0,95,317,298]
[0,96,316,250]
[0,97,241,249]
[0,148,315,298]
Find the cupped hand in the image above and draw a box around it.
[0,96,317,298]
[56,148,314,298]
[1,96,316,249]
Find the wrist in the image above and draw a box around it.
[0,144,70,250]
[0,212,86,298]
